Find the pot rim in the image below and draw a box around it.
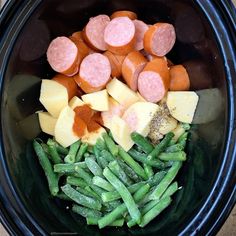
[0,0,235,235]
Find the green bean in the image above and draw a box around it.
[118,147,147,180]
[56,192,71,201]
[92,176,115,192]
[87,145,94,154]
[100,149,115,162]
[108,160,133,186]
[139,196,172,227]
[54,162,87,174]
[148,171,166,187]
[103,133,119,156]
[87,217,124,226]
[50,138,69,155]
[93,145,108,168]
[147,132,174,160]
[72,204,102,218]
[33,140,59,196]
[74,167,93,184]
[76,187,101,200]
[165,143,184,153]
[144,163,154,178]
[76,143,88,162]
[95,138,107,151]
[61,184,101,210]
[103,167,141,224]
[128,149,168,168]
[162,181,178,198]
[131,132,154,153]
[159,151,186,161]
[47,139,62,164]
[66,176,87,188]
[177,132,188,147]
[84,152,90,158]
[98,183,150,229]
[181,123,190,131]
[41,143,49,154]
[84,186,101,200]
[117,160,142,182]
[101,182,146,202]
[149,162,182,200]
[64,141,81,163]
[103,200,122,212]
[85,157,103,177]
[90,184,106,196]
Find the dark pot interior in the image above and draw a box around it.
[0,0,235,235]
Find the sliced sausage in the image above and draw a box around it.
[133,20,149,51]
[83,15,110,51]
[138,57,170,102]
[110,10,137,20]
[104,17,135,55]
[103,51,125,78]
[47,36,79,76]
[75,53,111,93]
[70,31,93,56]
[122,51,147,91]
[52,74,79,100]
[144,23,176,57]
[169,65,190,91]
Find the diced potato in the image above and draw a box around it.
[106,78,139,108]
[38,112,57,136]
[69,96,85,109]
[122,102,160,137]
[54,106,79,147]
[166,91,199,123]
[81,90,109,111]
[159,116,178,135]
[39,79,68,118]
[110,116,134,151]
[137,92,147,102]
[172,124,185,143]
[101,97,125,129]
[82,126,106,145]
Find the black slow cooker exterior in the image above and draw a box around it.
[0,0,235,235]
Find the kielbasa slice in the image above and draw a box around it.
[169,65,190,91]
[138,57,170,102]
[47,36,79,76]
[133,20,149,51]
[110,10,137,20]
[104,51,125,78]
[122,51,147,91]
[144,23,176,57]
[75,53,111,93]
[104,17,135,55]
[83,15,110,51]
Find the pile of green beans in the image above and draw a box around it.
[33,129,189,228]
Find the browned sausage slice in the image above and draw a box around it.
[83,15,110,51]
[75,53,111,93]
[144,23,176,57]
[104,51,125,78]
[104,17,135,55]
[133,20,149,51]
[122,51,147,91]
[47,36,79,76]
[138,57,170,102]
[110,10,137,20]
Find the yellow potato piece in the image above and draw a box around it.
[159,116,178,135]
[101,97,125,129]
[82,127,106,146]
[38,112,57,136]
[69,96,85,109]
[166,91,199,123]
[106,78,139,108]
[110,116,134,151]
[39,79,68,118]
[82,90,109,111]
[122,102,160,137]
[54,106,79,147]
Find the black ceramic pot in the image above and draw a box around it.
[0,0,235,235]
